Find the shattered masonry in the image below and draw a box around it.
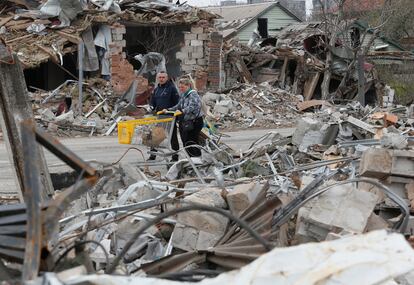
[0,0,413,284]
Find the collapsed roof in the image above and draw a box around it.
[0,0,217,68]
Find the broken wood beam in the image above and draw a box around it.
[0,16,13,28]
[234,56,253,83]
[279,57,288,88]
[303,72,321,101]
[56,30,81,44]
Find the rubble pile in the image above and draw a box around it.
[30,78,118,136]
[7,97,409,283]
[203,83,301,130]
[0,0,215,68]
[0,1,414,284]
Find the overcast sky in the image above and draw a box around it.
[186,0,313,13]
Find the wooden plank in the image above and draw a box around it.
[34,43,59,64]
[297,100,333,111]
[5,34,32,44]
[279,57,288,87]
[0,16,13,28]
[56,30,81,44]
[234,56,253,83]
[303,72,321,101]
[5,19,32,28]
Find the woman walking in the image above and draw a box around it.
[161,77,204,157]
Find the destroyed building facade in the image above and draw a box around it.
[0,0,413,284]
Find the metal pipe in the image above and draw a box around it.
[78,42,84,116]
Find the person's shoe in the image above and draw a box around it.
[147,154,156,161]
[171,154,179,162]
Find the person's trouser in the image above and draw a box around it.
[179,117,203,157]
[170,124,179,160]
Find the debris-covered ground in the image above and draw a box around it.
[0,0,414,284]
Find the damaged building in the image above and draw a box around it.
[0,0,413,284]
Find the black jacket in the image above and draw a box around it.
[150,80,180,112]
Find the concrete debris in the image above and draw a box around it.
[204,83,300,130]
[0,0,413,282]
[29,231,414,285]
[226,182,263,216]
[172,188,229,251]
[297,184,379,242]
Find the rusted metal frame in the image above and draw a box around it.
[35,128,96,177]
[0,49,53,202]
[44,175,98,247]
[18,121,99,279]
[20,120,42,281]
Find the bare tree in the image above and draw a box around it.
[136,26,180,63]
[314,0,395,100]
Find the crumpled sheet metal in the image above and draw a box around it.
[36,230,414,285]
[140,183,283,275]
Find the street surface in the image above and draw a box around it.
[0,128,295,193]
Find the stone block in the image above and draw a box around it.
[118,40,126,48]
[181,65,195,72]
[196,59,207,65]
[191,26,204,34]
[292,117,322,147]
[112,33,123,41]
[55,110,74,124]
[213,104,229,115]
[391,150,414,177]
[364,213,389,232]
[359,148,392,178]
[41,108,56,121]
[119,162,145,187]
[191,51,204,59]
[111,26,126,34]
[184,58,197,65]
[171,223,221,251]
[227,182,263,216]
[172,188,228,251]
[171,223,198,251]
[184,32,197,40]
[177,188,228,234]
[190,39,203,46]
[197,33,209,41]
[307,185,378,235]
[202,92,221,104]
[182,46,195,53]
[175,51,187,60]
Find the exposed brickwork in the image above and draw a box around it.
[176,24,210,80]
[110,23,132,95]
[207,32,223,90]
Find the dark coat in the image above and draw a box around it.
[150,80,179,112]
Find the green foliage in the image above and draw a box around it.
[377,66,414,105]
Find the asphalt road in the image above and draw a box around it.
[0,128,295,194]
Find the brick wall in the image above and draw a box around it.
[110,23,134,95]
[207,32,223,90]
[176,25,211,90]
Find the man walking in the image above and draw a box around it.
[149,71,180,161]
